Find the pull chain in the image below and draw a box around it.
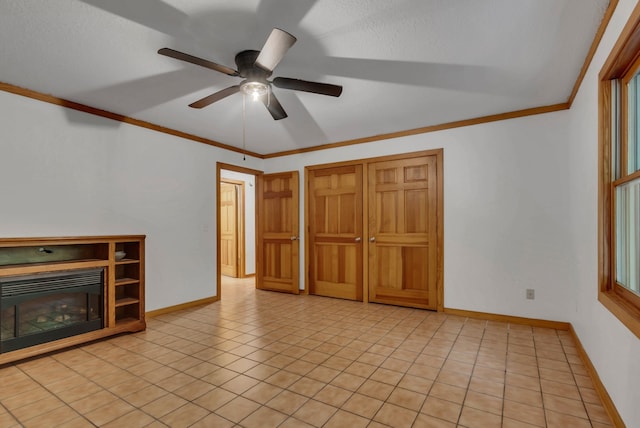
[242,94,246,161]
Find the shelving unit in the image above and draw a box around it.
[0,235,146,364]
[111,240,144,327]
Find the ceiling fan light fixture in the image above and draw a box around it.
[240,81,269,101]
[159,28,342,119]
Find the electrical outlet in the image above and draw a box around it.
[526,289,535,300]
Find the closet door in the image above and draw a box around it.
[308,165,363,300]
[256,171,299,293]
[367,155,439,309]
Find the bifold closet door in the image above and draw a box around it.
[367,155,438,309]
[308,165,363,300]
[257,171,299,294]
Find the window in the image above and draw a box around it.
[614,67,640,307]
[599,4,640,338]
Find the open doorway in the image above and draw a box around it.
[216,163,261,300]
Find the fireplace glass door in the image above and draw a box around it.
[0,268,103,353]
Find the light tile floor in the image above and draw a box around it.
[0,277,614,427]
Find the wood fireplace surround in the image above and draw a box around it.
[0,235,145,365]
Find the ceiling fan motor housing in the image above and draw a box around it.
[235,50,271,81]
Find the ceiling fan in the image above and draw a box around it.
[158,28,343,120]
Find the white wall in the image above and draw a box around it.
[565,0,640,426]
[220,169,256,275]
[0,91,262,311]
[1,85,575,323]
[265,110,574,322]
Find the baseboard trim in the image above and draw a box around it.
[568,325,626,427]
[443,308,571,330]
[146,296,219,318]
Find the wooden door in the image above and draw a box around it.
[257,171,299,293]
[220,182,239,277]
[308,165,363,300]
[368,155,439,309]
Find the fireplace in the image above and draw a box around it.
[0,268,103,353]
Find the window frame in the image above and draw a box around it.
[599,3,640,339]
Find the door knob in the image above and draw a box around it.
[355,237,361,242]
[369,237,376,242]
[290,236,298,241]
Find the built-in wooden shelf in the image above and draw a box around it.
[116,259,139,265]
[115,278,139,286]
[115,297,140,307]
[0,235,146,365]
[116,317,140,326]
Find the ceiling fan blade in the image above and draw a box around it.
[260,91,288,120]
[189,85,241,109]
[273,77,343,97]
[255,28,297,72]
[158,48,239,76]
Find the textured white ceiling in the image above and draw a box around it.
[0,0,609,155]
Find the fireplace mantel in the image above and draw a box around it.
[0,235,145,364]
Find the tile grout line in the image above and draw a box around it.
[0,279,615,427]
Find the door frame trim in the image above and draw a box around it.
[304,148,444,310]
[216,162,263,301]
